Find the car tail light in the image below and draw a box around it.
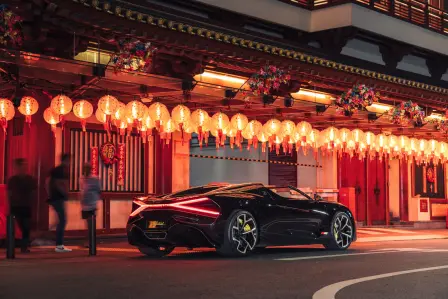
[130,197,220,218]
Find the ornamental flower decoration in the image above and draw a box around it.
[110,38,157,73]
[247,65,291,96]
[388,101,425,127]
[437,120,448,134]
[426,118,448,134]
[0,5,23,47]
[335,84,379,116]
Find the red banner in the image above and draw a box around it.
[117,143,126,186]
[91,147,99,176]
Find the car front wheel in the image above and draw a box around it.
[324,211,354,250]
[217,210,258,257]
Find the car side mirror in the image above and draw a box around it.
[313,194,323,201]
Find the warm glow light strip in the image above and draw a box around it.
[295,90,327,99]
[130,197,220,217]
[197,71,247,84]
[368,103,393,113]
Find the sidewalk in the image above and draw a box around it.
[2,228,447,256]
[356,227,448,242]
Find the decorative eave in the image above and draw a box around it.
[65,0,448,97]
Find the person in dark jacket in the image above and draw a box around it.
[7,158,37,253]
[46,154,71,253]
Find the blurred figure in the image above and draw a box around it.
[7,158,37,253]
[80,163,101,247]
[47,154,71,253]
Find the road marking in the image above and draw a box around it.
[276,250,401,261]
[357,234,446,242]
[312,265,448,299]
[364,228,415,234]
[356,229,384,235]
[276,247,448,261]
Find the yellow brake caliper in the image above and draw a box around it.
[244,224,251,232]
[334,225,338,239]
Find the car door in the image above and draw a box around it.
[259,191,326,245]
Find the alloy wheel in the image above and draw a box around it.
[333,213,353,249]
[231,212,257,254]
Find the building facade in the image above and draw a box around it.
[0,0,448,237]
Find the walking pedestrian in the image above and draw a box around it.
[80,163,101,247]
[7,158,37,253]
[47,154,72,252]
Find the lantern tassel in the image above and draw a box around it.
[81,119,87,132]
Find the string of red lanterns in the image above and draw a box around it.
[0,94,444,165]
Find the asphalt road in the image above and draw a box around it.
[1,240,448,299]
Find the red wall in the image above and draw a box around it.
[154,134,172,195]
[4,96,55,231]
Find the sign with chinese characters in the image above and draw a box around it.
[117,143,126,186]
[100,142,118,166]
[420,199,429,213]
[91,147,99,176]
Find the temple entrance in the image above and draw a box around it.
[338,155,387,225]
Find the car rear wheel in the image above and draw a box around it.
[217,210,258,257]
[324,211,354,250]
[138,246,175,257]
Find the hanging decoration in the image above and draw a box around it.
[90,147,99,176]
[335,84,380,116]
[125,100,147,131]
[191,109,210,148]
[0,6,23,47]
[73,100,93,131]
[50,94,73,128]
[111,38,157,73]
[112,101,126,128]
[171,104,191,139]
[161,118,176,144]
[100,142,118,166]
[18,96,39,124]
[436,120,448,134]
[0,98,14,135]
[211,112,230,147]
[43,107,60,137]
[148,102,170,132]
[98,95,119,133]
[117,143,126,186]
[388,101,425,127]
[230,113,248,147]
[243,120,263,150]
[248,65,291,96]
[427,167,435,183]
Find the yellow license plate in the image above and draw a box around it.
[148,221,165,228]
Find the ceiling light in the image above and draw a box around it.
[195,71,247,84]
[366,103,393,113]
[295,89,327,99]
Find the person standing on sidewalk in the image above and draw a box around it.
[47,154,72,253]
[7,158,37,253]
[80,163,101,247]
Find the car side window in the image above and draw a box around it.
[246,188,274,200]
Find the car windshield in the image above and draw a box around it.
[268,186,314,200]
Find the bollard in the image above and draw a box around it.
[88,214,97,256]
[6,215,15,259]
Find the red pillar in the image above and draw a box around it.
[399,159,409,222]
[154,134,172,195]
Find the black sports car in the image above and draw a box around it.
[127,183,356,257]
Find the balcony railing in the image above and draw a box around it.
[279,0,448,35]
